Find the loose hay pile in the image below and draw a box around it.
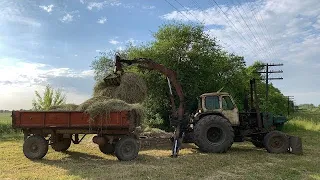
[77,72,147,127]
[49,104,78,111]
[92,73,147,103]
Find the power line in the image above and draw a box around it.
[208,0,267,60]
[173,0,203,24]
[230,0,275,60]
[164,0,239,53]
[163,0,192,22]
[244,0,281,60]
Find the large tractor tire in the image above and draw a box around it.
[23,135,48,160]
[51,134,71,152]
[115,136,139,161]
[264,131,289,153]
[194,115,234,153]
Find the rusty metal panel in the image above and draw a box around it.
[20,112,45,127]
[45,112,69,127]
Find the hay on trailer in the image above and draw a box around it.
[76,72,147,129]
[85,99,144,127]
[49,104,79,111]
[76,96,110,111]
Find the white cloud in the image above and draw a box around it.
[0,6,41,27]
[97,17,107,24]
[161,0,320,64]
[109,39,120,45]
[161,0,320,105]
[0,60,93,87]
[80,0,85,4]
[74,54,78,57]
[0,60,94,109]
[39,4,54,13]
[87,0,122,10]
[142,5,155,10]
[60,13,73,23]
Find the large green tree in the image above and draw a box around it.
[92,23,289,128]
[32,85,66,110]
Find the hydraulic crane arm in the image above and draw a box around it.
[112,55,185,125]
[104,55,185,157]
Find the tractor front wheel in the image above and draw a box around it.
[264,131,289,153]
[194,115,234,153]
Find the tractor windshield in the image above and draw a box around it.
[205,96,220,110]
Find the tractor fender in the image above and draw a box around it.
[194,112,228,123]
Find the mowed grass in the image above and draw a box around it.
[0,112,319,180]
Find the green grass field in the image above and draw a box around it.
[0,112,319,180]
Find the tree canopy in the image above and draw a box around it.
[92,23,289,128]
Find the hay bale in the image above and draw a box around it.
[76,72,147,130]
[49,104,78,111]
[113,73,147,104]
[92,73,147,104]
[93,80,117,97]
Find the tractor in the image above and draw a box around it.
[105,55,302,157]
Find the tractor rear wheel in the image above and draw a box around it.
[264,131,289,153]
[23,135,48,160]
[51,134,71,152]
[115,136,139,161]
[194,115,234,153]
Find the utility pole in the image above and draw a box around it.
[286,96,294,116]
[255,63,283,112]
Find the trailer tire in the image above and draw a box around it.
[23,135,48,160]
[264,131,289,153]
[115,137,139,161]
[51,138,71,152]
[99,143,115,155]
[194,115,234,153]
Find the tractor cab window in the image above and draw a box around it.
[205,96,220,110]
[222,96,235,110]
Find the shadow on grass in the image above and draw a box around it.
[39,150,171,179]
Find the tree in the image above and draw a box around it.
[92,23,289,128]
[126,23,248,127]
[32,85,66,110]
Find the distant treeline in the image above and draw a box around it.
[0,110,11,113]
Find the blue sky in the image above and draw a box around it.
[0,0,319,109]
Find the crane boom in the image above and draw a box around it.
[105,55,185,157]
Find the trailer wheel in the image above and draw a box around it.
[194,115,234,153]
[51,136,71,152]
[99,143,115,155]
[264,131,289,153]
[115,137,139,161]
[23,135,48,160]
